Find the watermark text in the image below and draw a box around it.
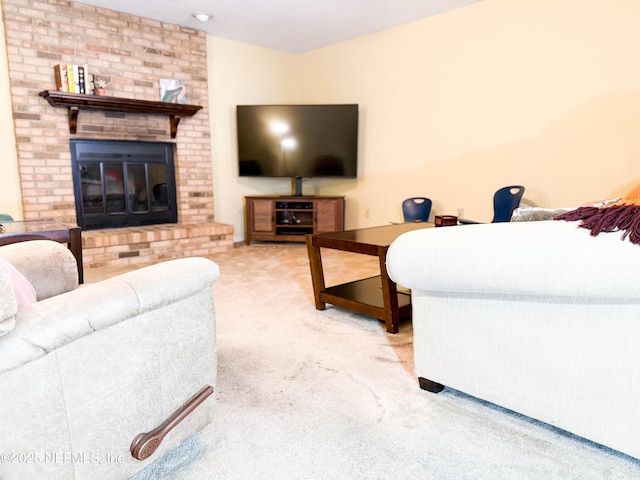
[0,451,125,465]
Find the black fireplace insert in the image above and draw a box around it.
[70,139,178,230]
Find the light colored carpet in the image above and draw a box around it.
[88,243,640,479]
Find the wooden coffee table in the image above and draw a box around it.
[0,219,83,283]
[306,222,432,333]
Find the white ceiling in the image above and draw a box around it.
[78,0,484,54]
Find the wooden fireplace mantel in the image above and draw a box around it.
[39,90,203,138]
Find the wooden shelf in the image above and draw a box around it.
[39,90,202,138]
[324,276,412,312]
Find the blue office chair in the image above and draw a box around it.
[402,197,432,223]
[459,186,525,224]
[492,185,525,222]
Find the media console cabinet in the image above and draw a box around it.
[244,196,345,245]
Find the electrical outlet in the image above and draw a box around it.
[365,208,370,219]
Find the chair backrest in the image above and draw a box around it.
[491,186,525,222]
[402,197,432,223]
[0,214,14,222]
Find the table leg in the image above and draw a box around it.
[68,227,84,284]
[306,235,326,310]
[378,246,400,333]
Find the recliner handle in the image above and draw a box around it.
[130,385,214,461]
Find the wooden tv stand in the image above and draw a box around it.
[244,195,344,245]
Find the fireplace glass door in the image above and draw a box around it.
[71,139,178,230]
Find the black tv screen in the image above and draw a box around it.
[236,104,358,179]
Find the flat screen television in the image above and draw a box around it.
[236,104,358,195]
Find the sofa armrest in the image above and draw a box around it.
[0,257,219,374]
[387,220,640,299]
[0,240,78,301]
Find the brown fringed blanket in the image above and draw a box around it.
[555,185,640,244]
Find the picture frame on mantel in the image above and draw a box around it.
[160,79,186,104]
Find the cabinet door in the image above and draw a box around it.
[252,199,275,233]
[314,199,344,233]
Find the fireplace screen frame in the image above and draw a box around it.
[70,139,178,230]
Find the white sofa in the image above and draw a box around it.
[387,220,640,460]
[0,240,218,479]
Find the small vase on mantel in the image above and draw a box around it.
[94,78,107,96]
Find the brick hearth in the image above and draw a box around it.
[82,223,234,269]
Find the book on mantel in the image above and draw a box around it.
[54,64,89,94]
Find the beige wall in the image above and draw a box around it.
[208,0,640,237]
[294,0,640,226]
[0,3,22,220]
[207,37,299,240]
[4,0,640,237]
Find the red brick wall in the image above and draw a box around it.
[2,0,214,225]
[1,0,234,268]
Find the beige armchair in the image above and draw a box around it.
[0,240,218,479]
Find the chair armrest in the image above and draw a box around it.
[387,220,640,299]
[0,257,219,374]
[0,240,78,301]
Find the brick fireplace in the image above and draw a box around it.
[2,0,233,269]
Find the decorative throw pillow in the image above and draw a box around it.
[511,198,622,222]
[555,185,640,244]
[0,270,17,337]
[511,207,575,222]
[0,256,37,309]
